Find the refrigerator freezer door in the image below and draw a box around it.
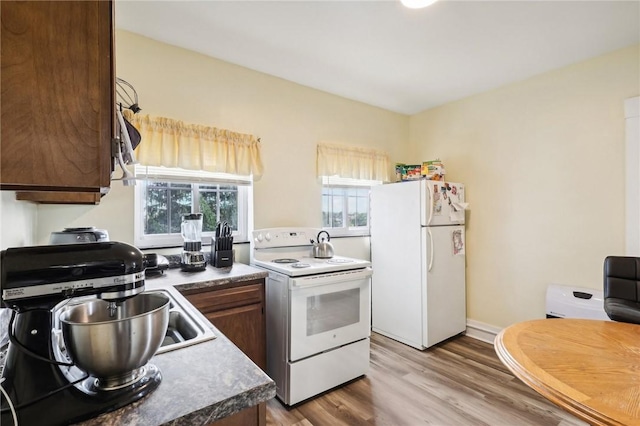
[371,182,424,349]
[422,225,467,347]
[421,180,466,226]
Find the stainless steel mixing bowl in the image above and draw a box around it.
[59,292,170,383]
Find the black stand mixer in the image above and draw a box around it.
[0,242,166,425]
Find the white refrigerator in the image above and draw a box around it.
[370,179,467,349]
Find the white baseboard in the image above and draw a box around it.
[465,319,502,344]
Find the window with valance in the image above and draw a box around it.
[316,142,391,236]
[124,111,261,247]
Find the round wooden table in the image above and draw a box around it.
[495,319,640,426]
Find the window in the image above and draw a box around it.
[321,176,381,237]
[134,166,250,248]
[315,142,389,236]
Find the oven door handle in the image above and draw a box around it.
[290,267,372,289]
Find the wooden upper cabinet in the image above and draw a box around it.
[0,1,114,202]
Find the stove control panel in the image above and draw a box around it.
[252,227,320,249]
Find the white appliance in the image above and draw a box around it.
[370,180,467,350]
[250,227,372,406]
[546,284,610,320]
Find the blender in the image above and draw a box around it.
[181,213,207,271]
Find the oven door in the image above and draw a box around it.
[289,267,372,362]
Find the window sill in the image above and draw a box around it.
[322,229,370,238]
[136,239,249,250]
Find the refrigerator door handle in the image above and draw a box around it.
[427,183,434,226]
[427,228,434,272]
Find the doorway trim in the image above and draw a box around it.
[625,96,639,256]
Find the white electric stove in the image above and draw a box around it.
[251,227,372,406]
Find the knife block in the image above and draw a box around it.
[211,245,233,268]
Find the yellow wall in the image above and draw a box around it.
[3,31,638,330]
[32,30,409,262]
[409,45,639,327]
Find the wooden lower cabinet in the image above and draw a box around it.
[180,280,267,426]
[211,403,265,426]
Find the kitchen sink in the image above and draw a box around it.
[151,287,216,354]
[51,287,215,356]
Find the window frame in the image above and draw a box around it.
[134,170,250,249]
[321,176,381,237]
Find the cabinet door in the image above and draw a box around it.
[1,1,114,197]
[203,303,266,370]
[212,403,265,426]
[183,282,266,370]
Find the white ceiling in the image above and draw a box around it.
[115,1,640,115]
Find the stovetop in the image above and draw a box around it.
[251,227,371,277]
[251,253,371,277]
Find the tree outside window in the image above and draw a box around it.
[144,181,239,235]
[135,179,248,248]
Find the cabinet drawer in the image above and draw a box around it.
[184,283,263,314]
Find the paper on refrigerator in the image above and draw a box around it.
[452,229,465,255]
[450,202,468,222]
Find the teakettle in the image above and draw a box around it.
[311,230,335,259]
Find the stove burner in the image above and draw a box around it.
[291,263,311,269]
[327,258,354,264]
[273,258,300,264]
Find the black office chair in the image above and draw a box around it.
[603,256,640,324]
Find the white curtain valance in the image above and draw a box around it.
[316,142,391,182]
[123,110,264,180]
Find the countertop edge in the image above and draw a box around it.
[163,381,275,426]
[76,264,274,426]
[145,263,268,292]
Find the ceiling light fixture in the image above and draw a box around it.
[400,0,438,9]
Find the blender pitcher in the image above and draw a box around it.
[180,213,207,271]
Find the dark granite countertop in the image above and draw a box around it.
[145,262,268,293]
[74,263,274,426]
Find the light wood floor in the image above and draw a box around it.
[266,332,588,426]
